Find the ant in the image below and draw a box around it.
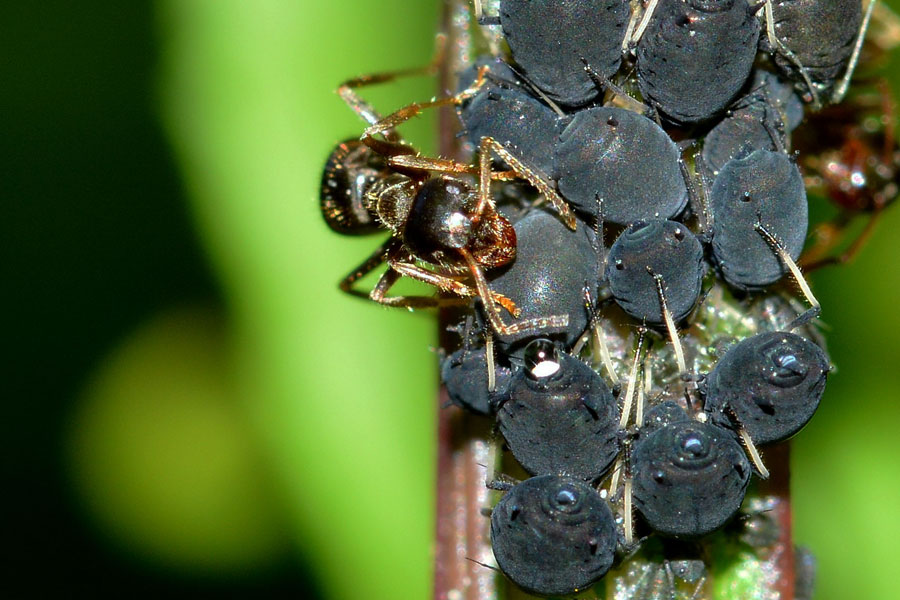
[320,41,575,337]
[797,78,899,270]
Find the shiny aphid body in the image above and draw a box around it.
[636,0,761,124]
[499,0,631,107]
[320,0,886,595]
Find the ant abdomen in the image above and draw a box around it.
[320,139,385,235]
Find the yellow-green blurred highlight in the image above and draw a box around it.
[61,0,900,598]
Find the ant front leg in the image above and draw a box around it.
[336,33,447,137]
[479,136,578,230]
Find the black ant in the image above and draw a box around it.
[320,45,575,337]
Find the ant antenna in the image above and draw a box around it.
[647,268,687,375]
[753,219,821,329]
[619,327,647,428]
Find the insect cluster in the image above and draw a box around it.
[321,0,896,597]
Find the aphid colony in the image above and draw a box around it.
[321,0,886,597]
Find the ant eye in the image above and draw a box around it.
[523,339,560,379]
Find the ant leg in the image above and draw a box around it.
[458,248,571,338]
[754,221,821,329]
[339,238,394,299]
[336,33,447,136]
[762,1,821,107]
[387,154,517,181]
[802,208,885,272]
[619,327,647,429]
[387,258,522,316]
[648,268,688,375]
[832,0,878,104]
[480,136,578,229]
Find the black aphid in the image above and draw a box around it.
[496,339,619,480]
[606,219,705,326]
[705,331,829,444]
[490,474,618,597]
[709,149,807,289]
[760,0,871,105]
[554,107,688,225]
[700,71,804,177]
[499,0,631,107]
[631,403,751,538]
[489,209,600,350]
[441,346,512,416]
[636,0,760,124]
[459,81,564,178]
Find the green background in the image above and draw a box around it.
[4,1,900,598]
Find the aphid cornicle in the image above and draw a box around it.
[441,345,512,416]
[704,331,830,444]
[553,106,689,225]
[636,0,761,124]
[490,475,618,597]
[605,219,705,326]
[630,402,751,539]
[495,339,619,481]
[498,0,632,107]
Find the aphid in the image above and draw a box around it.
[700,70,803,178]
[759,0,877,107]
[709,149,808,290]
[441,344,512,416]
[490,474,618,596]
[495,339,619,480]
[498,0,632,107]
[488,208,600,349]
[636,0,760,124]
[322,64,573,338]
[704,331,829,445]
[553,107,688,225]
[458,74,565,180]
[605,220,705,327]
[630,402,751,539]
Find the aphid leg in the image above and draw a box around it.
[753,220,821,329]
[647,268,688,375]
[682,155,713,240]
[629,0,660,48]
[607,456,623,501]
[387,258,521,315]
[485,330,497,393]
[581,58,648,115]
[481,136,578,229]
[726,406,770,479]
[459,248,571,337]
[337,33,447,136]
[762,0,821,108]
[832,0,879,104]
[622,1,643,51]
[688,576,708,600]
[486,473,520,492]
[635,366,646,429]
[619,327,647,429]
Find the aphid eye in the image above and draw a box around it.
[741,191,752,202]
[673,227,685,241]
[523,338,561,379]
[606,116,618,127]
[615,259,625,270]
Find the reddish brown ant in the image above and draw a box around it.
[320,45,575,337]
[797,78,899,270]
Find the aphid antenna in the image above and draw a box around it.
[622,1,644,52]
[580,58,649,116]
[647,267,688,376]
[619,327,647,428]
[832,0,879,104]
[472,0,500,27]
[725,405,771,479]
[760,0,822,108]
[628,0,660,50]
[502,61,568,118]
[606,456,624,503]
[753,219,822,329]
[635,365,646,429]
[573,287,620,383]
